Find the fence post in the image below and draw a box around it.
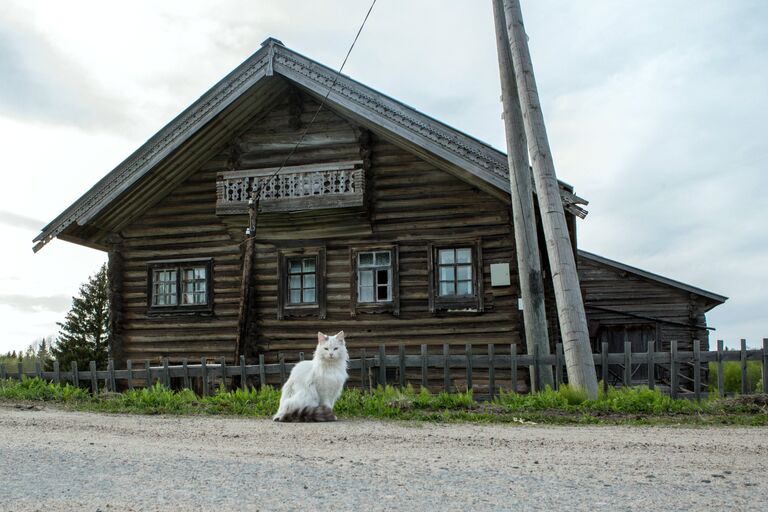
[510,343,518,394]
[693,340,701,401]
[465,344,473,393]
[443,344,450,392]
[71,361,79,387]
[258,354,266,389]
[399,344,406,389]
[220,356,228,392]
[163,358,171,389]
[555,343,563,391]
[145,360,152,388]
[17,361,23,381]
[182,359,189,390]
[0,363,6,381]
[740,339,748,395]
[488,344,496,398]
[53,361,60,385]
[35,361,42,380]
[716,340,724,398]
[647,340,655,390]
[126,360,134,391]
[763,339,768,395]
[421,344,428,392]
[623,341,632,388]
[360,348,367,392]
[108,359,116,392]
[201,357,209,396]
[670,340,678,399]
[379,344,387,388]
[279,353,286,387]
[90,361,98,396]
[533,344,541,392]
[240,355,247,391]
[601,341,608,394]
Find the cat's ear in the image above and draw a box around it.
[336,331,345,345]
[317,332,327,344]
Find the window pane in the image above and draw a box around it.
[289,260,302,273]
[376,269,389,286]
[289,275,301,289]
[303,288,316,303]
[289,290,301,304]
[456,248,472,264]
[302,258,316,272]
[359,252,374,266]
[439,266,455,282]
[439,281,455,296]
[456,265,472,281]
[377,284,390,301]
[359,270,373,287]
[194,267,206,279]
[375,251,390,266]
[457,280,473,296]
[303,274,316,290]
[359,286,374,303]
[183,292,194,305]
[439,249,455,264]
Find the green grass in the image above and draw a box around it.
[709,361,764,394]
[1,378,766,426]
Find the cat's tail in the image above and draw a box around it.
[273,405,337,423]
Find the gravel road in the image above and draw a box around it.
[0,405,766,511]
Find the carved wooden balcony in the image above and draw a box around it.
[216,160,364,214]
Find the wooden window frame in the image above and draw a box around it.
[428,240,484,313]
[146,258,213,316]
[350,245,400,317]
[278,247,326,320]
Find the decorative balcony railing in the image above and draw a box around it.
[216,160,364,214]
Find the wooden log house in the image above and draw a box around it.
[34,39,726,390]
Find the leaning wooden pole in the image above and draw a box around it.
[502,0,598,398]
[235,197,259,361]
[492,0,553,391]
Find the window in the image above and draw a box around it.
[350,247,399,316]
[428,241,483,313]
[278,248,326,319]
[147,259,212,314]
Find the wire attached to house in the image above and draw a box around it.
[245,0,378,236]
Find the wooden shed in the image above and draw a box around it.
[34,39,725,390]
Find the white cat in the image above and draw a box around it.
[273,331,349,422]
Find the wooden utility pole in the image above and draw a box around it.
[492,0,553,391]
[500,0,598,398]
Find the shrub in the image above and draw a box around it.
[709,361,763,393]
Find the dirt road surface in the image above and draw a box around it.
[0,406,766,511]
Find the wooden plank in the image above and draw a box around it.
[145,360,152,388]
[259,354,266,388]
[220,356,228,392]
[163,358,171,388]
[647,340,655,390]
[240,355,247,390]
[399,344,406,388]
[126,360,134,390]
[670,340,678,399]
[360,348,367,391]
[763,339,768,395]
[299,352,305,361]
[693,340,701,401]
[421,344,428,391]
[465,344,473,393]
[488,344,496,398]
[201,357,209,396]
[623,341,632,388]
[716,340,724,398]
[35,361,42,380]
[108,359,116,392]
[0,363,6,381]
[443,344,450,392]
[510,343,518,394]
[379,344,387,388]
[555,343,563,391]
[533,344,541,392]
[71,361,79,387]
[183,359,190,390]
[279,352,287,387]
[740,339,748,395]
[17,361,23,381]
[601,342,608,394]
[53,361,60,385]
[90,361,98,396]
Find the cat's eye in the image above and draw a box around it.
[324,347,329,351]
[333,347,338,351]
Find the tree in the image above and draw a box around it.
[51,264,110,370]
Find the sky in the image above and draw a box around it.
[0,0,766,353]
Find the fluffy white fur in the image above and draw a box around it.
[273,331,349,421]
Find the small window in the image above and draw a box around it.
[350,246,399,316]
[147,259,212,314]
[428,241,483,313]
[278,248,326,319]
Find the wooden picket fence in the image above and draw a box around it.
[2,339,766,400]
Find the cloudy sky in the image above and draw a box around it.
[1,0,766,354]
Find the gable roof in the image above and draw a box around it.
[34,37,587,252]
[578,250,727,307]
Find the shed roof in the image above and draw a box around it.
[33,37,587,252]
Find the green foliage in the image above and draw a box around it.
[0,377,91,402]
[50,264,110,371]
[709,361,763,393]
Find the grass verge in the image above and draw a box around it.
[2,378,767,426]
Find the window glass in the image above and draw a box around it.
[436,247,474,298]
[439,249,454,264]
[287,257,317,305]
[357,250,392,304]
[456,248,472,264]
